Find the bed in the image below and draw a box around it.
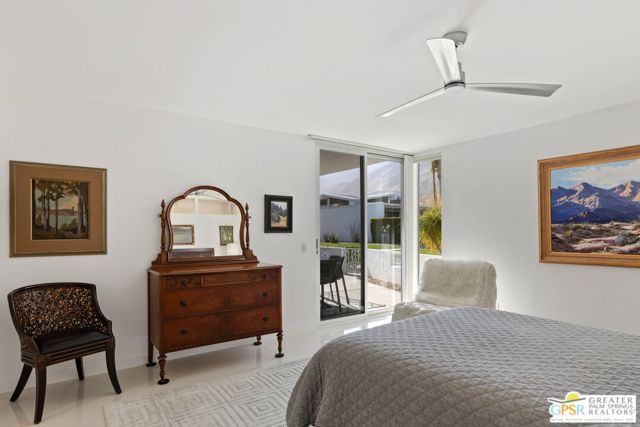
[287,307,640,426]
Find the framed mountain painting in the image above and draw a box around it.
[539,145,640,268]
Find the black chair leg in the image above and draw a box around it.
[75,358,84,381]
[34,366,46,424]
[9,364,32,402]
[106,345,122,394]
[334,281,342,310]
[321,283,325,305]
[341,276,350,304]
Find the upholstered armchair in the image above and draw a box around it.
[393,259,497,321]
[7,283,122,424]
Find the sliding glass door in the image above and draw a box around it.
[366,156,403,309]
[319,150,365,320]
[318,149,404,320]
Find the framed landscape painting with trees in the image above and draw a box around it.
[10,161,107,257]
[539,145,640,268]
[264,195,292,233]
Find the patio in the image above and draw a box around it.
[321,273,401,313]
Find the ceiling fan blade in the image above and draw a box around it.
[466,83,561,97]
[377,87,446,118]
[426,38,461,85]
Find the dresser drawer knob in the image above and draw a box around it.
[262,273,268,280]
[179,328,189,335]
[262,316,269,322]
[262,292,269,297]
[180,279,188,286]
[179,300,188,307]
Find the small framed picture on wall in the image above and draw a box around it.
[264,195,292,233]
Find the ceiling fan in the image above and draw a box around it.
[377,31,561,118]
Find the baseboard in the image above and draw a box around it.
[0,325,319,394]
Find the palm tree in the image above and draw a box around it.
[435,159,442,202]
[431,159,441,207]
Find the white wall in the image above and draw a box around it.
[0,86,318,392]
[437,101,640,336]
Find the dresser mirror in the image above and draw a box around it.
[153,185,256,264]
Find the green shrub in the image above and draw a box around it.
[322,233,338,243]
[419,207,441,253]
[348,222,361,243]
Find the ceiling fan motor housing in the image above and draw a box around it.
[443,31,467,48]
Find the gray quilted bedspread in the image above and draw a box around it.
[286,307,640,427]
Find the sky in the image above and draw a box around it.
[551,158,640,189]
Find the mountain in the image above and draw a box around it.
[320,161,404,197]
[551,181,640,223]
[611,180,640,202]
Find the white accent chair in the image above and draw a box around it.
[392,258,497,321]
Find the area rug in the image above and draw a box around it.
[104,359,308,427]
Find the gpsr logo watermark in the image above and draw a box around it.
[549,391,636,423]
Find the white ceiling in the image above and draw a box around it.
[2,1,640,152]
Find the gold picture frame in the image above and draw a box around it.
[172,224,195,245]
[539,145,640,268]
[10,161,107,257]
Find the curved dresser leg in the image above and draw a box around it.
[146,341,156,367]
[254,335,262,346]
[157,354,169,385]
[275,331,284,358]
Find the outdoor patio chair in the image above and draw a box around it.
[329,255,350,305]
[320,259,342,310]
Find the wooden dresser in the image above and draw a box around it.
[147,185,283,384]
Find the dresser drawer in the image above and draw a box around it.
[251,269,281,282]
[202,271,252,286]
[226,306,281,338]
[165,275,202,290]
[164,312,226,350]
[163,282,281,318]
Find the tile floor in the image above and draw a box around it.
[0,313,391,427]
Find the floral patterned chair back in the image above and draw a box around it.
[8,283,108,340]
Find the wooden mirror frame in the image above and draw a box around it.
[152,185,257,265]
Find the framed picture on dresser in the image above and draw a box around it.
[264,195,293,233]
[9,161,107,257]
[172,224,195,245]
